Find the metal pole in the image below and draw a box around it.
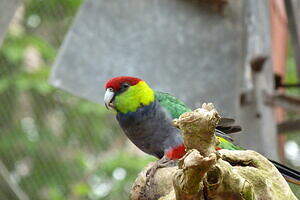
[0,160,29,200]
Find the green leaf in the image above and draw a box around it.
[0,78,11,93]
[73,183,90,196]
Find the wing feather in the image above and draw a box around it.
[155,91,240,143]
[155,91,191,119]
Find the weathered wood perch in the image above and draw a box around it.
[130,103,298,200]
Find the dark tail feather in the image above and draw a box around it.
[217,118,242,134]
[215,129,234,142]
[218,118,235,126]
[216,125,242,134]
[270,159,300,185]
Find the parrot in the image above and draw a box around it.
[104,76,300,185]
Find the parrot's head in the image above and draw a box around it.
[104,76,155,113]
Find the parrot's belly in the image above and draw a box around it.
[116,101,183,158]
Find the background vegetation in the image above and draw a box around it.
[0,0,154,199]
[0,0,299,199]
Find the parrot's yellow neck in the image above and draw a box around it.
[114,81,155,114]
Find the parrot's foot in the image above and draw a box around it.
[138,157,177,199]
[145,156,177,186]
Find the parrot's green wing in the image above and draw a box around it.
[155,91,241,149]
[155,91,191,119]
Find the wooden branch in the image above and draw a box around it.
[278,118,300,133]
[130,103,297,200]
[265,92,300,113]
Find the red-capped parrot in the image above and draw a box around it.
[104,76,300,185]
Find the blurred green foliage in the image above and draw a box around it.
[286,48,300,96]
[0,0,154,199]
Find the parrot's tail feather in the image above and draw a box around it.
[284,176,300,185]
[216,125,242,134]
[215,129,234,142]
[270,159,300,185]
[217,118,242,134]
[218,118,235,126]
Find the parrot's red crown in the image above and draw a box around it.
[105,76,142,91]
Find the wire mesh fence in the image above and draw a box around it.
[0,0,299,199]
[0,0,154,199]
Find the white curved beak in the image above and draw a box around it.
[104,88,115,110]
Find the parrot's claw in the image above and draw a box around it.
[140,157,176,199]
[145,156,177,186]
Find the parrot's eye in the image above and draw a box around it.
[120,83,130,90]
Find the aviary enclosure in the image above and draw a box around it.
[0,0,300,199]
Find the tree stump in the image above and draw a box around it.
[130,103,297,200]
